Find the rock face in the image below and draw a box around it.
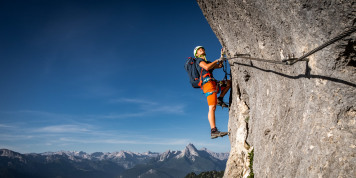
[197,0,356,177]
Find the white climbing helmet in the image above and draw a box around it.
[194,46,205,57]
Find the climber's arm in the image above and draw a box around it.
[199,60,219,71]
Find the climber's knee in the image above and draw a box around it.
[209,105,217,112]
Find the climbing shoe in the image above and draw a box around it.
[211,127,228,139]
[217,98,228,108]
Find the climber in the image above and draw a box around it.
[193,46,232,139]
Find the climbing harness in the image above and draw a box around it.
[204,90,218,97]
[201,76,214,86]
[225,26,356,65]
[203,81,220,97]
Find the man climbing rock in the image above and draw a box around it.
[193,46,232,139]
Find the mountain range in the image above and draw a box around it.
[0,143,229,178]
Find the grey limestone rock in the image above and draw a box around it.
[197,0,356,177]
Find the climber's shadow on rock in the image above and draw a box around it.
[231,61,356,88]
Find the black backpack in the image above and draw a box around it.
[184,57,201,88]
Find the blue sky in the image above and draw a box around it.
[0,0,230,154]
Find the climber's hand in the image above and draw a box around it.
[217,57,226,63]
[220,48,226,58]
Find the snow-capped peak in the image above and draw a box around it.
[175,143,200,161]
[159,150,171,161]
[185,143,199,156]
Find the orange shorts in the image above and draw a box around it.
[202,81,218,106]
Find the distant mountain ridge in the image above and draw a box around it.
[38,149,160,169]
[0,144,229,178]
